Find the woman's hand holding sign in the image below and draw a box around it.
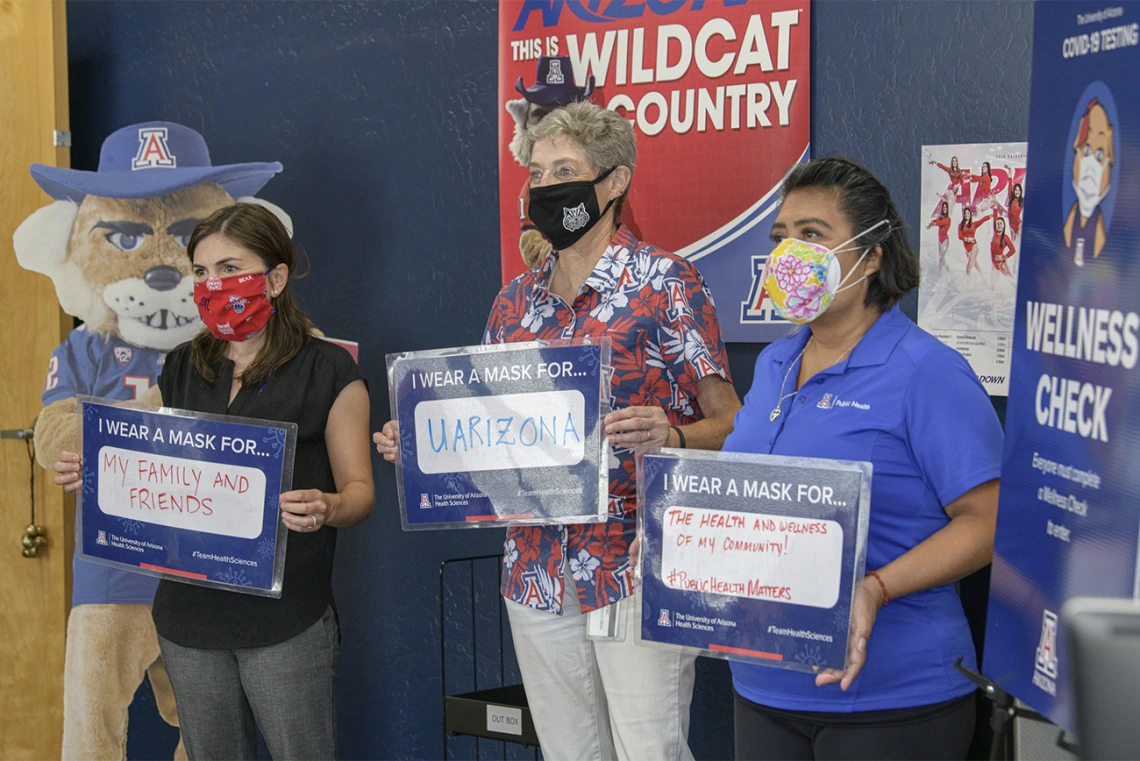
[813,577,886,691]
[53,451,83,494]
[372,420,400,462]
[605,407,672,448]
[605,378,740,450]
[280,489,336,532]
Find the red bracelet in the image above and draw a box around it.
[865,570,889,605]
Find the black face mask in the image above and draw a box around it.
[528,167,617,251]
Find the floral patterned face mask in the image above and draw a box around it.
[761,219,889,324]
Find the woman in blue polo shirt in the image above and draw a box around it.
[726,157,1002,760]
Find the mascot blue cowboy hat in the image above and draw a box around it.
[17,120,288,761]
[515,55,595,105]
[31,121,282,202]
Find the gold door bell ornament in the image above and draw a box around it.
[22,524,47,559]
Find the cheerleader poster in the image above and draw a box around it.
[917,142,1028,396]
[498,0,811,343]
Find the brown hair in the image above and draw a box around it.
[186,203,314,387]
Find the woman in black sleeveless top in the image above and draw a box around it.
[58,203,374,759]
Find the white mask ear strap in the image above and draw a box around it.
[836,248,872,292]
[830,219,890,256]
[833,219,889,291]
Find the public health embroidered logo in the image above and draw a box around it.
[419,494,432,510]
[96,531,108,546]
[817,393,833,409]
[132,127,177,170]
[114,346,133,366]
[658,609,672,627]
[563,203,589,232]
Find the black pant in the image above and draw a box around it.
[734,690,976,761]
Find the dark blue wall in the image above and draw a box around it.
[63,1,1033,758]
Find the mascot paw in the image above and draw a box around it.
[519,229,551,271]
[34,398,80,470]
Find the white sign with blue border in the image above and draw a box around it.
[77,396,297,596]
[637,449,871,670]
[388,339,610,530]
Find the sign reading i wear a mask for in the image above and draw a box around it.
[77,397,296,596]
[981,0,1140,732]
[387,339,611,530]
[917,141,1028,397]
[636,449,870,670]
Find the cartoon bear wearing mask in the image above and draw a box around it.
[14,122,288,760]
[1065,98,1115,266]
[506,56,641,269]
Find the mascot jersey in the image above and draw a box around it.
[44,328,165,606]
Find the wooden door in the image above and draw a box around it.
[0,1,73,758]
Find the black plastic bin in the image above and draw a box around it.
[440,555,540,759]
[444,683,540,746]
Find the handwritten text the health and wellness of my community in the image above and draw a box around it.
[659,471,850,609]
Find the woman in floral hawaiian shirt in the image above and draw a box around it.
[376,101,740,761]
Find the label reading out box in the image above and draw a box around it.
[486,704,523,736]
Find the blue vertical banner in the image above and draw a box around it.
[78,397,297,596]
[983,2,1140,730]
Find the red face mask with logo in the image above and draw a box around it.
[192,272,275,341]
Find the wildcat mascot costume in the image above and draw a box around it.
[14,122,290,760]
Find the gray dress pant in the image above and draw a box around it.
[158,606,339,760]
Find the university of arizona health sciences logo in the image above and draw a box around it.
[96,531,108,546]
[658,609,672,627]
[1033,609,1059,696]
[419,494,432,510]
[817,394,834,409]
[132,127,177,170]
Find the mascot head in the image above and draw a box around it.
[507,56,595,166]
[14,122,290,351]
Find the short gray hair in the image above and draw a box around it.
[518,101,637,174]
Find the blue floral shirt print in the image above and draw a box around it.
[483,225,731,614]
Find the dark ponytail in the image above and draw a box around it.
[780,157,918,311]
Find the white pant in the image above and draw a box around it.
[505,582,696,761]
